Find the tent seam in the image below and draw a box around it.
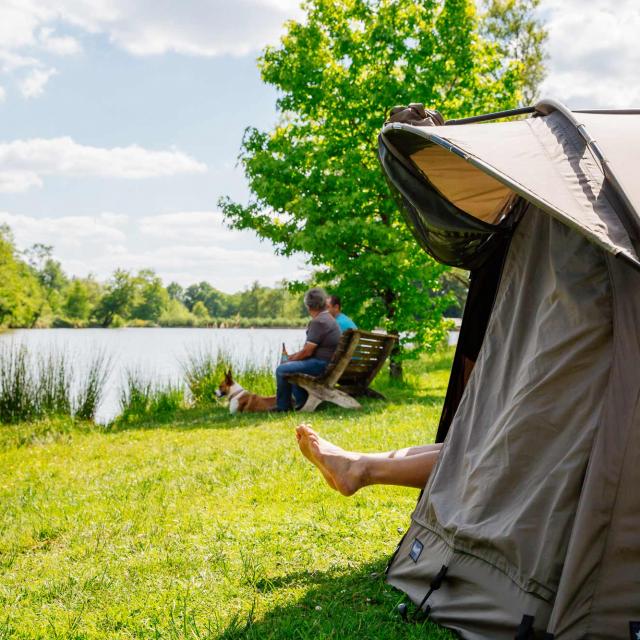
[411,517,556,602]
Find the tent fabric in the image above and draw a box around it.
[381,106,640,639]
[547,252,640,638]
[387,204,615,638]
[410,144,514,223]
[576,112,640,231]
[384,111,640,267]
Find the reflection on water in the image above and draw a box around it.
[0,328,306,423]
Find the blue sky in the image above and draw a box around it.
[0,0,638,292]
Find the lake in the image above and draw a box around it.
[0,328,306,423]
[0,326,459,423]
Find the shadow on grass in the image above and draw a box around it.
[217,558,455,640]
[0,386,449,450]
[103,385,447,435]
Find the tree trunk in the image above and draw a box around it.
[383,287,403,380]
[388,334,403,380]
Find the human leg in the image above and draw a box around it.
[290,358,328,408]
[275,362,295,410]
[275,359,329,411]
[296,424,442,496]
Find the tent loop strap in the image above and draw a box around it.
[514,614,535,640]
[412,564,449,621]
[514,614,555,639]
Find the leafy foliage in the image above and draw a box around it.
[481,0,547,104]
[0,226,46,327]
[220,0,546,375]
[0,224,308,329]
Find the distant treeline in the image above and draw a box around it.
[0,225,307,329]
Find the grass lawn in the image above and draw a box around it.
[0,352,456,640]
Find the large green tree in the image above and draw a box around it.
[220,0,545,377]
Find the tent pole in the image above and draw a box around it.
[444,106,535,126]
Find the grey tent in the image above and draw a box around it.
[378,100,640,640]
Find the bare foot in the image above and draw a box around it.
[295,424,366,496]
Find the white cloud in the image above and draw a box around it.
[0,171,42,193]
[0,211,128,250]
[38,27,81,56]
[0,0,302,100]
[0,137,207,192]
[0,85,5,102]
[0,50,40,74]
[18,66,57,98]
[0,1,50,52]
[139,211,238,243]
[540,0,640,107]
[54,0,303,57]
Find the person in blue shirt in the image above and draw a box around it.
[327,295,357,333]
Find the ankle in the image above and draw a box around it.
[353,455,371,489]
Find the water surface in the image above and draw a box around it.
[0,328,306,423]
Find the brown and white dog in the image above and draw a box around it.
[215,370,276,414]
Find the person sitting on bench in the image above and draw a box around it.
[274,288,340,411]
[327,295,357,333]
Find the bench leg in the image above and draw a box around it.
[299,394,322,412]
[296,379,361,410]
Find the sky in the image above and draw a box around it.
[0,0,638,293]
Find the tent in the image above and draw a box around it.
[378,100,640,640]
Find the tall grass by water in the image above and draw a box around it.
[182,348,275,405]
[117,371,185,424]
[0,340,279,427]
[0,343,110,423]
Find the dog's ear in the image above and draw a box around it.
[225,369,232,382]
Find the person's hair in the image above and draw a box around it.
[304,287,327,311]
[328,295,341,309]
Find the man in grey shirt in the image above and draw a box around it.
[275,287,340,411]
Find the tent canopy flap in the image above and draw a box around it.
[381,110,640,269]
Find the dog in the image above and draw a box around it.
[215,370,276,414]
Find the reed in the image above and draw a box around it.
[74,353,111,422]
[0,344,36,423]
[182,348,275,406]
[118,371,185,424]
[0,343,111,424]
[36,351,72,418]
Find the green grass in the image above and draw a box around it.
[0,352,456,639]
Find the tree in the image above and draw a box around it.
[94,270,135,327]
[481,0,547,104]
[64,279,92,322]
[0,226,45,327]
[184,282,227,317]
[132,269,169,323]
[192,301,210,321]
[166,282,185,303]
[24,243,68,315]
[220,0,546,377]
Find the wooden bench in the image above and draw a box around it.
[285,329,397,412]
